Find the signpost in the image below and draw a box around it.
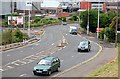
[8,16,23,25]
[117,31,120,33]
[96,28,103,33]
[26,1,32,37]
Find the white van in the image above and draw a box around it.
[69,26,77,33]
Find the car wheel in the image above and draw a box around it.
[78,49,81,52]
[56,67,60,72]
[33,72,37,75]
[48,70,51,76]
[89,48,91,51]
[87,49,90,52]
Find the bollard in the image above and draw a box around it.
[57,40,64,47]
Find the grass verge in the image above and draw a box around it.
[88,44,119,77]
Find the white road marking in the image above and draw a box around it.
[7,66,14,68]
[61,60,64,62]
[31,48,34,49]
[58,48,62,51]
[0,69,4,71]
[41,51,44,52]
[7,54,10,57]
[66,34,68,35]
[11,62,19,66]
[20,51,23,52]
[50,53,53,54]
[52,43,54,45]
[63,46,66,48]
[19,74,27,77]
[36,44,39,45]
[72,56,74,58]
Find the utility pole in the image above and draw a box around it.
[115,1,118,47]
[23,10,25,29]
[11,0,13,28]
[26,1,32,37]
[97,0,100,38]
[87,1,89,35]
[28,10,30,37]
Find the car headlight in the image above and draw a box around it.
[34,67,36,70]
[85,46,88,49]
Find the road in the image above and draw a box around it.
[2,23,99,77]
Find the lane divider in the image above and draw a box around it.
[52,34,103,77]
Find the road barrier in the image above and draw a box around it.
[0,38,39,51]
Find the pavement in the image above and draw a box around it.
[57,34,118,77]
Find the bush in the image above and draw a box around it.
[104,27,115,42]
[34,17,41,23]
[1,28,29,45]
[58,17,66,22]
[2,21,8,26]
[99,29,105,40]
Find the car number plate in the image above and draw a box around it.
[37,71,42,73]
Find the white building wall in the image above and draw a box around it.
[17,2,32,10]
[0,2,11,15]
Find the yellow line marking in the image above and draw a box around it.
[2,31,45,53]
[52,35,103,77]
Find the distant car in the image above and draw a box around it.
[78,41,91,52]
[33,56,60,76]
[63,22,67,25]
[70,29,78,35]
[69,26,77,32]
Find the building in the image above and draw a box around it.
[0,2,12,16]
[80,1,107,12]
[106,2,120,12]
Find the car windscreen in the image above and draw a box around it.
[38,60,51,66]
[71,29,77,32]
[80,42,87,46]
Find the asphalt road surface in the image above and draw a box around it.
[2,23,99,77]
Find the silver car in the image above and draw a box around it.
[78,41,91,52]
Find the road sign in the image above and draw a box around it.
[117,31,120,33]
[26,1,32,6]
[96,28,103,32]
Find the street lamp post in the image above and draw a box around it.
[97,1,100,38]
[115,1,118,47]
[26,1,32,37]
[77,16,80,27]
[87,1,89,35]
[28,10,30,37]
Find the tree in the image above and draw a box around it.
[14,28,23,42]
[99,13,111,28]
[109,16,120,30]
[80,10,98,32]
